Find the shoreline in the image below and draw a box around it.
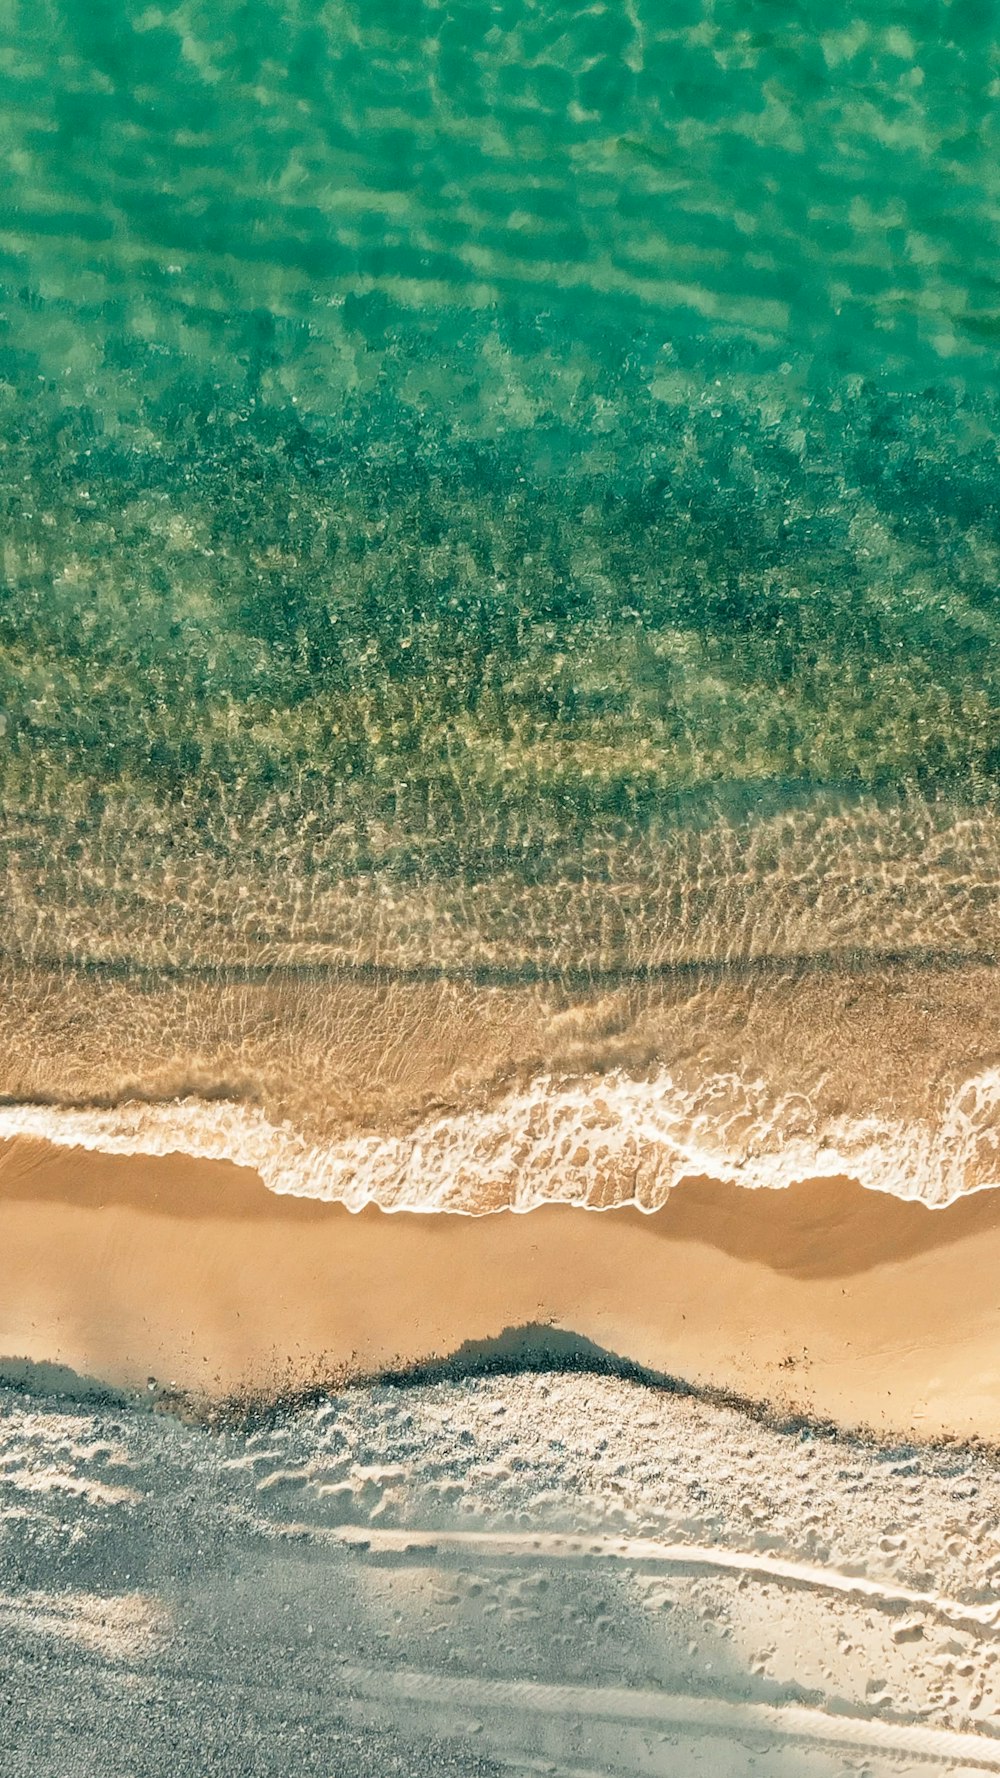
[3,1135,1000,1441]
[1,952,997,1210]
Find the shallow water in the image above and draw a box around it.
[0,0,997,1202]
[4,15,1000,1773]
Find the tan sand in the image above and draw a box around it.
[2,1134,1000,1440]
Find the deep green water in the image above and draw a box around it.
[0,0,998,913]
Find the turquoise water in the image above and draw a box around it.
[0,0,997,1205]
[1,0,998,842]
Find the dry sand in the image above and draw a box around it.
[2,1134,1000,1440]
[6,1140,1000,1776]
[5,1365,1000,1775]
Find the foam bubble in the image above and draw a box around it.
[1,1063,997,1213]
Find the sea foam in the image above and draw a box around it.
[1,1062,997,1213]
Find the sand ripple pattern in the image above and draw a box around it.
[4,788,999,978]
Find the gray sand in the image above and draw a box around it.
[3,1369,1000,1776]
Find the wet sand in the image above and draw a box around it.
[2,1135,1000,1439]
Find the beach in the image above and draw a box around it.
[5,1358,1000,1776]
[2,0,1000,1767]
[3,1134,1000,1441]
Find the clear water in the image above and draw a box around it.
[0,0,997,1205]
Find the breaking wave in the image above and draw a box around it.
[1,1062,998,1214]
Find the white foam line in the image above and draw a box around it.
[2,1063,999,1209]
[306,1525,1000,1633]
[337,1665,1000,1769]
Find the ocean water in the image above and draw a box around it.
[0,0,998,1208]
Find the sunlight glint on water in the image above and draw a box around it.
[0,0,997,1207]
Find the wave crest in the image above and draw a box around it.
[1,1063,998,1213]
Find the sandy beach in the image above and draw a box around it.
[6,1355,1000,1777]
[3,1134,1000,1440]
